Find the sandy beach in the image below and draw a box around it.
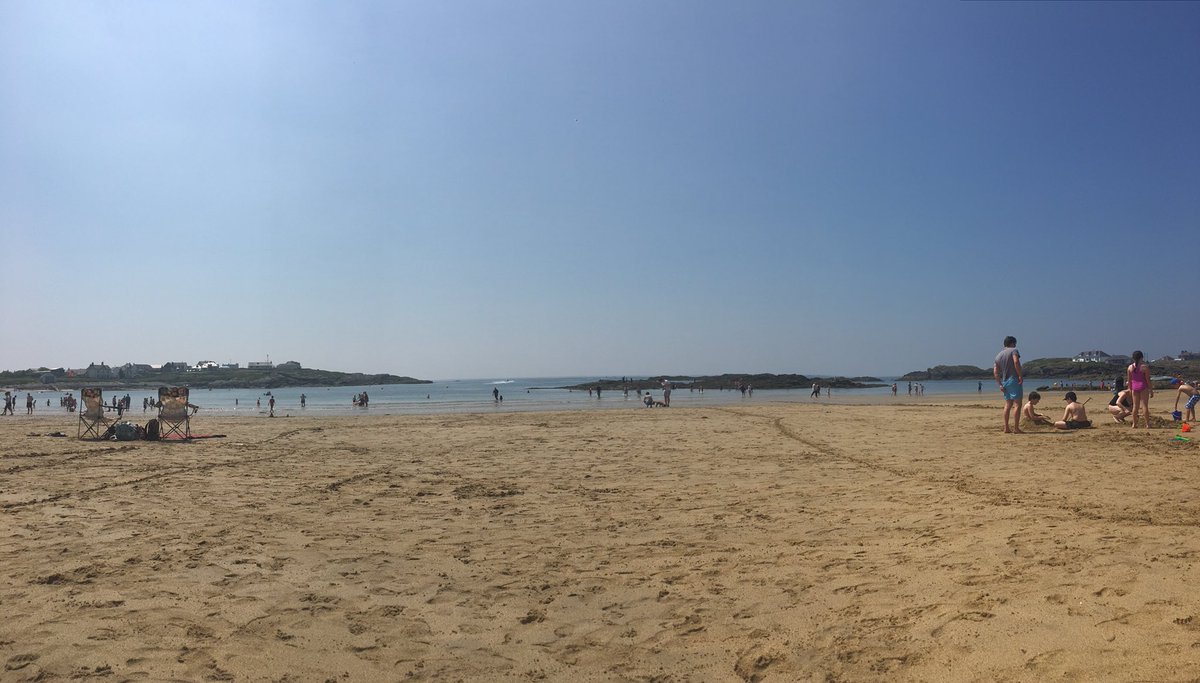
[2,394,1198,681]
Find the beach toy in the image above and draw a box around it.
[1174,436,1191,443]
[1183,423,1193,433]
[1173,410,1183,421]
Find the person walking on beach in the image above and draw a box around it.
[1127,350,1152,429]
[268,395,276,417]
[994,335,1024,434]
[661,379,672,407]
[26,393,34,415]
[493,387,499,402]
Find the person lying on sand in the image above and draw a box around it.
[1022,392,1054,426]
[1055,391,1092,430]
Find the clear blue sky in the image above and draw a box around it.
[2,1,1197,379]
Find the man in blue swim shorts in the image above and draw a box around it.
[993,335,1024,434]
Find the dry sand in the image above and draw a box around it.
[2,394,1198,682]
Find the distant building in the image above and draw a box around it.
[1072,350,1112,363]
[222,363,240,369]
[248,361,274,369]
[195,360,220,370]
[118,363,153,379]
[161,361,190,372]
[84,362,113,379]
[1180,350,1198,361]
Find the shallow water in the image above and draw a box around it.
[5,376,1101,418]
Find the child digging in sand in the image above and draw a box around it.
[1173,378,1198,423]
[1054,391,1093,430]
[1108,388,1134,423]
[1022,391,1054,427]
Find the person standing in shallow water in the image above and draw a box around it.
[993,335,1024,434]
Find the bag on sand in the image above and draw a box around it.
[144,419,160,441]
[112,420,144,441]
[113,422,144,441]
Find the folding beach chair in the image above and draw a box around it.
[157,386,192,440]
[77,388,114,439]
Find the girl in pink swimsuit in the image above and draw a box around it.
[1127,350,1153,428]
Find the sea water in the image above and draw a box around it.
[8,377,1103,418]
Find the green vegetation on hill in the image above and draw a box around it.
[899,358,1200,382]
[0,366,430,389]
[1023,357,1200,381]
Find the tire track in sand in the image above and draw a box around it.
[716,406,1198,529]
[2,427,327,510]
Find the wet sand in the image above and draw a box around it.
[1,394,1197,681]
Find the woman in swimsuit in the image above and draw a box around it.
[1126,350,1153,429]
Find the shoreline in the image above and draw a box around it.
[1,386,1183,423]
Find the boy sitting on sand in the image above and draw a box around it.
[1054,391,1092,430]
[1022,392,1054,427]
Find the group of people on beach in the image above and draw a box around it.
[2,391,33,415]
[995,335,1197,433]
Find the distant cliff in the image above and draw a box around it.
[898,365,992,381]
[560,374,887,391]
[0,366,430,389]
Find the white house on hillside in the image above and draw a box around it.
[1072,350,1111,363]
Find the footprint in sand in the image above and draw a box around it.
[5,654,39,671]
[734,644,782,682]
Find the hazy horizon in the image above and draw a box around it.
[2,352,1190,384]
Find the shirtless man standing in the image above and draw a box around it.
[1055,391,1092,430]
